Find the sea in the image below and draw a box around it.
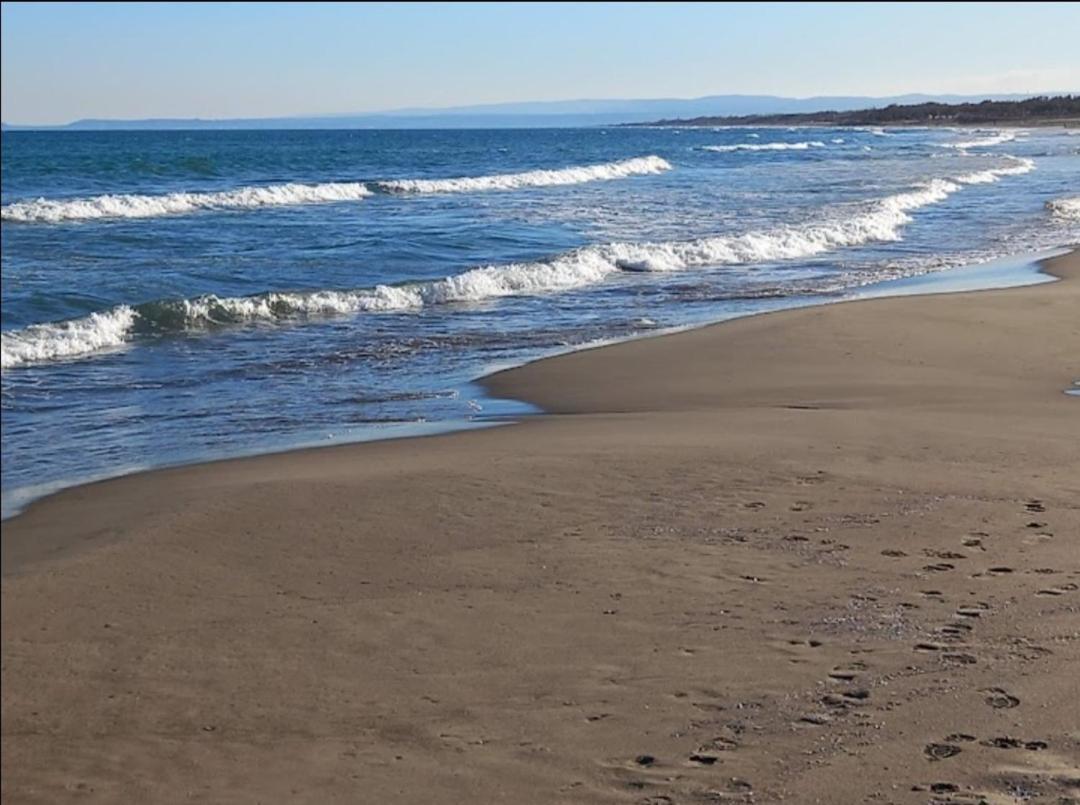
[2,126,1078,515]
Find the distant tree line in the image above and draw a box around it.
[642,95,1080,127]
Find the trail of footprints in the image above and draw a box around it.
[911,499,1075,802]
[612,499,1073,802]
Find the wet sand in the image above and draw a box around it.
[3,250,1078,804]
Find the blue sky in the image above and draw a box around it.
[2,2,1078,124]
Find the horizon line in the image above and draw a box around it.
[4,90,1077,129]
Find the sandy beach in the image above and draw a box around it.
[3,250,1078,803]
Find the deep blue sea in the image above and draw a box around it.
[2,126,1078,513]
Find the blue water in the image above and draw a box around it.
[2,127,1077,513]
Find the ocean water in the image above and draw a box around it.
[2,126,1078,513]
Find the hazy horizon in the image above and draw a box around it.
[3,2,1079,126]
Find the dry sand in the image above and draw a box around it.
[3,251,1078,804]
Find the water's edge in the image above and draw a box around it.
[2,245,1071,522]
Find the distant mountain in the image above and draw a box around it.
[634,95,1080,128]
[0,93,1056,131]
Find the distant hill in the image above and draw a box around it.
[634,95,1080,128]
[0,93,1056,131]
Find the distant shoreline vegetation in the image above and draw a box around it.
[631,95,1080,128]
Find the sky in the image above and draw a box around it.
[2,2,1079,125]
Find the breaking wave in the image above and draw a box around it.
[941,131,1017,150]
[701,141,826,153]
[375,155,671,193]
[953,156,1034,184]
[1046,195,1080,220]
[1,156,672,223]
[0,157,1035,369]
[1,182,375,223]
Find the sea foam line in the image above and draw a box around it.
[701,141,826,153]
[1,156,672,223]
[0,157,1035,370]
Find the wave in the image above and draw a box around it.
[0,182,375,223]
[0,157,1035,369]
[952,156,1034,184]
[1,307,138,368]
[1,156,672,223]
[941,131,1017,150]
[701,141,826,153]
[374,155,671,193]
[1046,195,1080,220]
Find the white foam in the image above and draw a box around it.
[1,306,137,368]
[701,141,826,153]
[2,157,672,223]
[953,156,1035,185]
[1046,196,1080,220]
[941,131,1017,150]
[831,138,845,144]
[376,155,671,193]
[1,157,1035,369]
[1,182,375,223]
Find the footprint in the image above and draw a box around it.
[962,537,985,549]
[1026,521,1047,529]
[925,550,966,560]
[924,563,955,572]
[688,753,718,765]
[828,665,863,681]
[634,755,656,767]
[944,733,977,743]
[955,604,989,618]
[939,623,972,640]
[981,688,1019,709]
[1025,501,1046,513]
[925,743,963,760]
[799,713,831,725]
[915,642,947,652]
[930,782,958,794]
[987,566,1014,575]
[943,653,977,664]
[1037,583,1078,596]
[980,736,1049,751]
[982,736,1023,749]
[881,549,907,557]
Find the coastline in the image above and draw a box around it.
[0,247,1065,525]
[2,249,1078,802]
[632,120,1080,129]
